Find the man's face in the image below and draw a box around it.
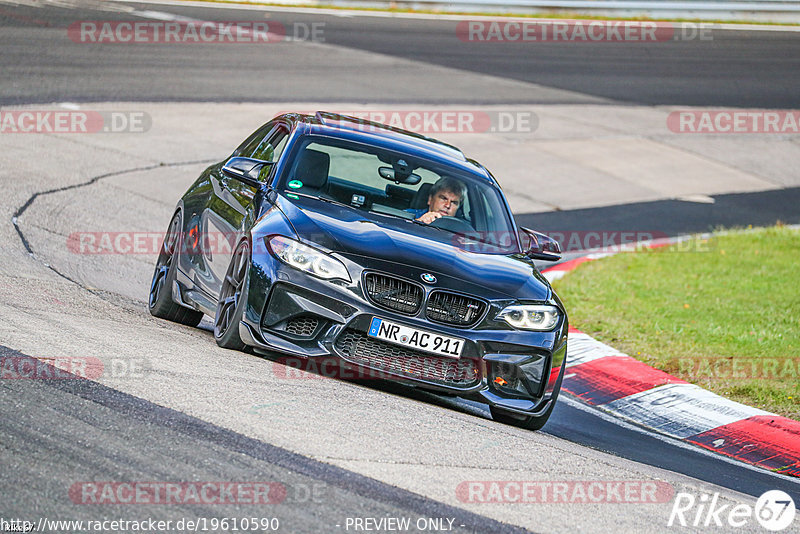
[428,188,461,217]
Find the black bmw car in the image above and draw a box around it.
[149,112,568,430]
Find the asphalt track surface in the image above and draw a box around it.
[0,345,527,534]
[1,1,800,532]
[2,0,800,108]
[3,0,800,231]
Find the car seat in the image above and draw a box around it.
[293,148,330,193]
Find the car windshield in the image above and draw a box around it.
[277,135,520,254]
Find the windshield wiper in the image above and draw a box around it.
[367,209,413,221]
[286,191,352,210]
[288,194,464,237]
[364,208,453,234]
[408,218,455,235]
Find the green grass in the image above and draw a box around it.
[553,225,800,419]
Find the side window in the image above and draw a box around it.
[251,125,289,162]
[519,230,533,252]
[474,190,495,232]
[460,185,472,220]
[232,121,275,157]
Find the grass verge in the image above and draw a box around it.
[552,225,800,419]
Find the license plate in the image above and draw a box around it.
[367,317,464,359]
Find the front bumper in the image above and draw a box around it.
[239,256,567,415]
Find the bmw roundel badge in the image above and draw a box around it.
[421,273,437,284]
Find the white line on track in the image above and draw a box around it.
[129,7,287,41]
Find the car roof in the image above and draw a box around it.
[277,112,498,185]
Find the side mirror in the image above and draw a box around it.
[520,227,561,262]
[222,157,274,187]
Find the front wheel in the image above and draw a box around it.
[490,399,556,431]
[214,240,250,350]
[490,367,564,431]
[148,211,204,327]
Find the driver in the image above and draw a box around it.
[409,177,466,224]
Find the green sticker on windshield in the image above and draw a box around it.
[286,193,299,200]
[288,180,303,189]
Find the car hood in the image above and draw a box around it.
[273,195,551,301]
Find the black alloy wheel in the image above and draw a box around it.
[148,212,204,326]
[214,240,250,350]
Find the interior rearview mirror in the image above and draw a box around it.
[378,166,422,185]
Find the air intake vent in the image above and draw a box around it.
[285,316,319,337]
[364,273,423,315]
[335,329,479,388]
[426,291,486,327]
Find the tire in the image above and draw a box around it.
[213,240,250,350]
[490,399,556,431]
[148,211,204,327]
[490,366,564,431]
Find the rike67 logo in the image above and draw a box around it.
[668,490,796,531]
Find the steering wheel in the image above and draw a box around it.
[430,216,474,234]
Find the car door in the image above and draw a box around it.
[195,121,290,298]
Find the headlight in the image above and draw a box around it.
[497,304,560,331]
[267,236,350,282]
